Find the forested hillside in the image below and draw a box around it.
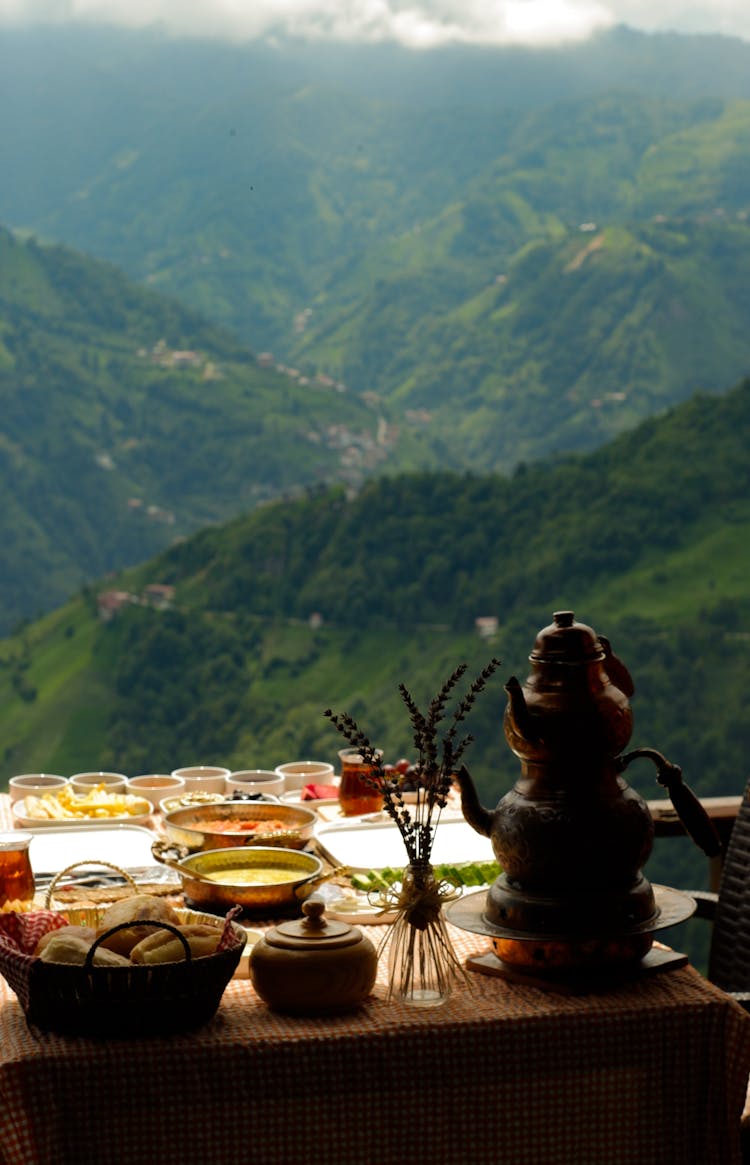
[290,95,750,467]
[2,373,748,824]
[0,228,396,631]
[5,55,750,632]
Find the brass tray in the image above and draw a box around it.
[446,884,696,943]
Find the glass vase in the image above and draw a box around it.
[387,861,461,1008]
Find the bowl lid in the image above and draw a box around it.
[265,898,363,950]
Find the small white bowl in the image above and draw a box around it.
[126,774,186,810]
[69,771,128,794]
[171,766,229,795]
[274,760,335,792]
[225,770,285,798]
[8,773,68,804]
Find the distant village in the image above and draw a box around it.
[96,583,175,621]
[133,338,412,487]
[137,340,223,380]
[96,585,499,642]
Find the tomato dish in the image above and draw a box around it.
[186,816,290,835]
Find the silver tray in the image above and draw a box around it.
[28,824,160,875]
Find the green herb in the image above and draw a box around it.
[351,860,501,894]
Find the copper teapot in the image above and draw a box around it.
[454,611,719,969]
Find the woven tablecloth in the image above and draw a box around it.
[1,797,750,1165]
[0,923,749,1165]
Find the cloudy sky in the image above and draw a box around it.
[0,1,748,48]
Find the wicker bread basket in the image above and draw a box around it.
[0,862,245,1037]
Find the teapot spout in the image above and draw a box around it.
[504,675,541,747]
[455,765,494,838]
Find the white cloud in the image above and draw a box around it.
[609,2,750,38]
[1,0,749,47]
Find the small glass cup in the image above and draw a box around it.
[0,832,35,911]
[338,749,383,817]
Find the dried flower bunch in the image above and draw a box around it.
[325,658,500,867]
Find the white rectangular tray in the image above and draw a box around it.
[27,824,159,875]
[13,797,151,829]
[314,816,495,872]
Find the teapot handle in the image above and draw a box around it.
[599,635,635,697]
[617,747,722,858]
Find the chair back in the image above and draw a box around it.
[707,780,750,991]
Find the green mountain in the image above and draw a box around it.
[4,27,750,750]
[5,28,750,476]
[0,227,402,633]
[2,372,749,838]
[290,95,750,468]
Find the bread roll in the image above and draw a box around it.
[129,923,222,964]
[97,894,181,956]
[37,931,91,964]
[37,930,130,966]
[35,925,97,955]
[91,946,132,967]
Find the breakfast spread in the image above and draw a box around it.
[0,750,486,1031]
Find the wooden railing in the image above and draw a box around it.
[648,796,742,892]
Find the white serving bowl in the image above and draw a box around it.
[225,770,285,798]
[69,771,128,794]
[274,760,335,792]
[170,765,230,795]
[126,774,186,810]
[8,773,68,804]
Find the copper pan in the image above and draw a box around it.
[151,840,325,913]
[162,801,317,853]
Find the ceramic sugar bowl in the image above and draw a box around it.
[249,896,378,1014]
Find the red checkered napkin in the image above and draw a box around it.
[0,910,68,1010]
[0,909,67,955]
[217,905,245,953]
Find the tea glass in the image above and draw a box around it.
[0,832,35,911]
[337,749,383,816]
